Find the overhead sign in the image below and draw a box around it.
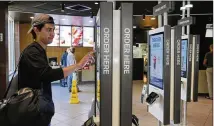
[178,17,195,26]
[206,24,213,29]
[153,2,170,16]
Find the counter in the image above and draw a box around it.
[198,70,209,94]
[80,65,95,83]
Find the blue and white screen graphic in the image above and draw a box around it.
[181,39,188,78]
[149,33,164,89]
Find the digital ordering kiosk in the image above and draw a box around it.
[144,1,200,126]
[83,2,138,126]
[181,35,193,102]
[180,34,200,103]
[146,25,171,125]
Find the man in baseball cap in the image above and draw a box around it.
[17,13,94,126]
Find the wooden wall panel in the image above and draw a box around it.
[19,23,93,64]
[139,16,158,29]
[19,24,33,52]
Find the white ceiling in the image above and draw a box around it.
[45,13,95,26]
[9,11,96,26]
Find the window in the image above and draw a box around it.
[8,16,15,76]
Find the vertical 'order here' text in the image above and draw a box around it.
[103,28,110,74]
[123,28,131,74]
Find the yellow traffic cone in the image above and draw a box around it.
[97,80,100,102]
[69,73,80,104]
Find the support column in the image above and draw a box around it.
[0,2,8,99]
[15,21,20,66]
[100,2,113,126]
[120,3,133,126]
[182,0,186,35]
[186,0,190,35]
[158,0,162,27]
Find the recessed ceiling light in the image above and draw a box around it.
[180,6,186,10]
[89,20,93,23]
[95,2,99,5]
[185,4,193,8]
[30,17,34,19]
[61,19,65,20]
[151,16,156,20]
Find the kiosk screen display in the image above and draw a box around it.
[181,39,188,78]
[149,33,164,89]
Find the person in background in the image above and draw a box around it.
[61,50,68,67]
[67,47,81,92]
[203,44,213,100]
[60,50,69,87]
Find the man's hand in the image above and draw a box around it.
[77,51,95,69]
[62,51,95,78]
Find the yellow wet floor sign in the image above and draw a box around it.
[69,73,80,104]
[97,80,100,102]
[97,73,100,102]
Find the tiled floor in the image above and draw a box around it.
[132,81,213,126]
[51,81,213,126]
[51,83,94,126]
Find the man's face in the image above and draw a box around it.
[35,23,55,45]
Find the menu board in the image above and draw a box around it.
[72,26,83,47]
[60,26,72,47]
[149,33,164,89]
[83,27,94,47]
[133,46,143,58]
[48,25,60,46]
[181,39,188,78]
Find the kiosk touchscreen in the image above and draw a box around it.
[181,38,188,101]
[149,33,164,90]
[181,35,192,102]
[147,26,171,125]
[181,39,188,78]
